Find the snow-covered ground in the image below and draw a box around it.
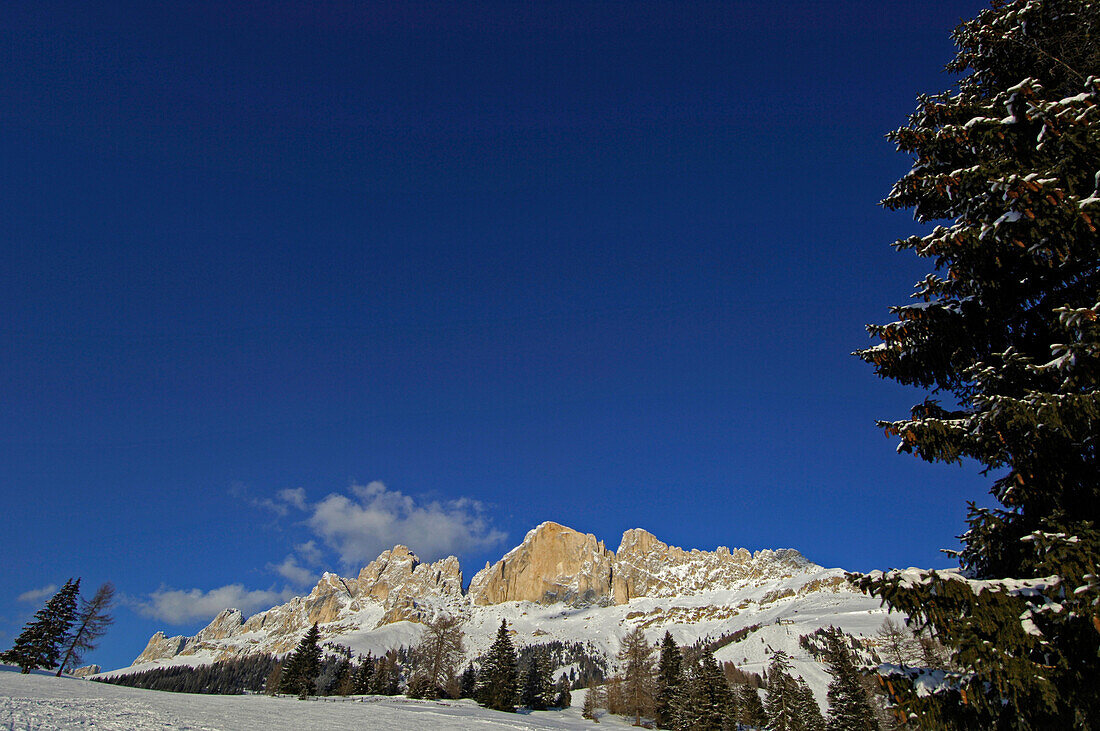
[1,667,630,730]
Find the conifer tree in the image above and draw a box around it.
[459,663,478,699]
[738,684,768,729]
[617,627,656,726]
[2,578,81,673]
[795,676,826,731]
[823,628,878,731]
[654,631,683,729]
[855,0,1100,725]
[56,582,114,677]
[521,651,554,710]
[278,623,322,698]
[553,674,572,708]
[353,652,373,694]
[476,619,518,712]
[763,652,800,731]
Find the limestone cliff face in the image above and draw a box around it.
[468,522,616,606]
[133,631,188,664]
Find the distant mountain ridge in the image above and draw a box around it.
[129,521,862,673]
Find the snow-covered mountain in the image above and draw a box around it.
[117,522,891,703]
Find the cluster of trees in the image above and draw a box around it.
[97,654,279,694]
[854,0,1099,725]
[1,578,115,676]
[580,628,892,730]
[465,620,573,713]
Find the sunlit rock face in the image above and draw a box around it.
[468,522,616,606]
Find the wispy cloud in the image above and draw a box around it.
[305,481,507,567]
[16,584,57,604]
[266,554,318,588]
[130,585,296,624]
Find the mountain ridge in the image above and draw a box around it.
[128,521,859,670]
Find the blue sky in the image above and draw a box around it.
[2,0,993,670]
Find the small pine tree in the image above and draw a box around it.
[553,674,573,708]
[654,631,683,729]
[278,623,322,698]
[353,652,373,694]
[521,651,554,710]
[476,620,518,712]
[459,663,478,699]
[823,628,879,731]
[2,579,81,673]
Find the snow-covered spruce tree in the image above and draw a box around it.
[738,684,768,729]
[278,623,322,698]
[2,578,80,673]
[520,650,553,710]
[823,628,879,731]
[795,677,826,731]
[553,674,573,709]
[854,0,1100,726]
[654,631,684,729]
[763,651,800,731]
[476,620,518,712]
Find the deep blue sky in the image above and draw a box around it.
[2,0,992,670]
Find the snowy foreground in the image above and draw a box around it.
[1,667,627,730]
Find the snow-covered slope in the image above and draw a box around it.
[0,666,630,730]
[112,522,890,705]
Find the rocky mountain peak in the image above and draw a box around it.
[468,522,615,606]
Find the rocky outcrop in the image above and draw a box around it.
[468,522,616,606]
[134,631,188,664]
[72,664,101,678]
[612,528,810,602]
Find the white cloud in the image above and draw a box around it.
[277,488,307,511]
[132,584,296,624]
[16,584,57,604]
[267,554,318,588]
[306,481,507,567]
[294,540,324,567]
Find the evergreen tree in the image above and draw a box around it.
[56,582,114,677]
[763,652,800,731]
[476,620,518,712]
[353,652,373,694]
[617,626,656,726]
[823,628,879,731]
[520,650,554,710]
[654,631,683,729]
[459,663,478,699]
[278,623,322,698]
[855,0,1100,726]
[795,676,826,731]
[738,684,768,729]
[553,674,573,709]
[2,578,81,673]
